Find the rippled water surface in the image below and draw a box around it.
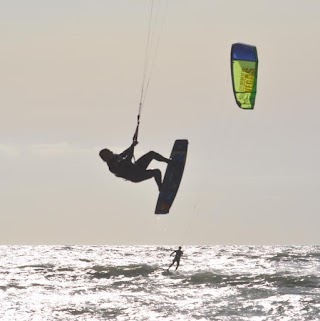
[0,245,319,320]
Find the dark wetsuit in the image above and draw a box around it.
[106,144,169,189]
[168,248,183,271]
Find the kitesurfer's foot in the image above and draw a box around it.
[169,158,180,167]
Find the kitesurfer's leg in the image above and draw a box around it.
[135,151,170,170]
[132,169,162,191]
[167,259,175,271]
[153,169,162,191]
[175,259,180,270]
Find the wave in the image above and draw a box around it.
[59,308,91,316]
[267,248,320,262]
[60,307,124,319]
[18,264,55,270]
[257,273,320,288]
[79,258,91,263]
[56,267,75,272]
[0,284,26,291]
[186,271,320,288]
[90,264,158,279]
[88,263,320,290]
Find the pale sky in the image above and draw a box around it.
[1,0,320,245]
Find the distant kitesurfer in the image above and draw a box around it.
[99,141,171,191]
[167,246,183,271]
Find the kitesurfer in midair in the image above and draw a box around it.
[99,141,170,191]
[167,246,183,271]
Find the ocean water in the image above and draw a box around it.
[0,245,319,321]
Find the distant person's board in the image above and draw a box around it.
[155,139,188,214]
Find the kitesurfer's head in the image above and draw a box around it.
[179,246,182,249]
[99,149,114,162]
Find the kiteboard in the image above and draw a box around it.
[155,139,188,214]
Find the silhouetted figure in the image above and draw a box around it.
[167,246,183,271]
[99,141,170,191]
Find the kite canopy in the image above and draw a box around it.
[231,43,258,109]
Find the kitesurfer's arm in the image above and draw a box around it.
[170,251,176,257]
[118,141,138,160]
